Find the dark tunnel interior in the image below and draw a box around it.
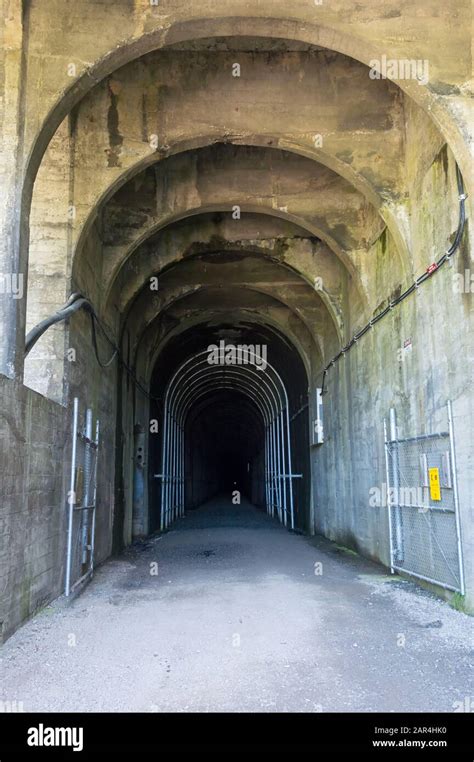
[148,321,310,533]
[185,390,265,506]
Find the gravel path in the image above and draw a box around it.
[1,496,472,712]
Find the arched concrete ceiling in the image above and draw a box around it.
[125,255,340,376]
[142,302,316,393]
[23,9,472,198]
[105,216,349,330]
[15,12,470,380]
[141,307,317,389]
[62,46,410,265]
[86,146,387,300]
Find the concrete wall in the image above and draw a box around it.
[0,308,117,640]
[0,376,67,641]
[312,150,473,608]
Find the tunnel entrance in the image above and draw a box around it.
[185,389,265,507]
[147,321,310,535]
[1,11,470,650]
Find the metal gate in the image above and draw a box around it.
[65,397,100,596]
[384,401,464,593]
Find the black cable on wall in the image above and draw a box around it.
[25,167,467,402]
[320,165,467,395]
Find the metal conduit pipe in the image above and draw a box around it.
[25,293,91,356]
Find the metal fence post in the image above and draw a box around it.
[447,399,466,596]
[389,407,404,562]
[65,398,79,597]
[81,408,93,564]
[384,417,395,574]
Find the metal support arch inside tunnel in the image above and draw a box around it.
[156,349,296,532]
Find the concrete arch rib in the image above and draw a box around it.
[26,15,472,199]
[13,12,468,375]
[131,283,336,380]
[139,306,317,387]
[77,141,408,296]
[112,240,346,344]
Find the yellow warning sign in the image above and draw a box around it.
[429,467,441,501]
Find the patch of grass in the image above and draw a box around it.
[358,572,405,585]
[32,604,55,620]
[334,544,358,557]
[450,592,467,613]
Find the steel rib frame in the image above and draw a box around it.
[173,378,272,527]
[165,373,274,529]
[172,365,282,526]
[165,357,281,528]
[167,364,291,528]
[161,375,271,529]
[159,350,295,530]
[171,377,283,527]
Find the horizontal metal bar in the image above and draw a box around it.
[391,565,461,593]
[386,431,449,444]
[69,568,94,595]
[389,504,455,514]
[290,403,308,422]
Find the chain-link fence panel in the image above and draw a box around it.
[384,402,464,593]
[65,400,99,596]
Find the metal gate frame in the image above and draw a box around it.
[384,400,465,594]
[65,397,100,597]
[155,349,300,532]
